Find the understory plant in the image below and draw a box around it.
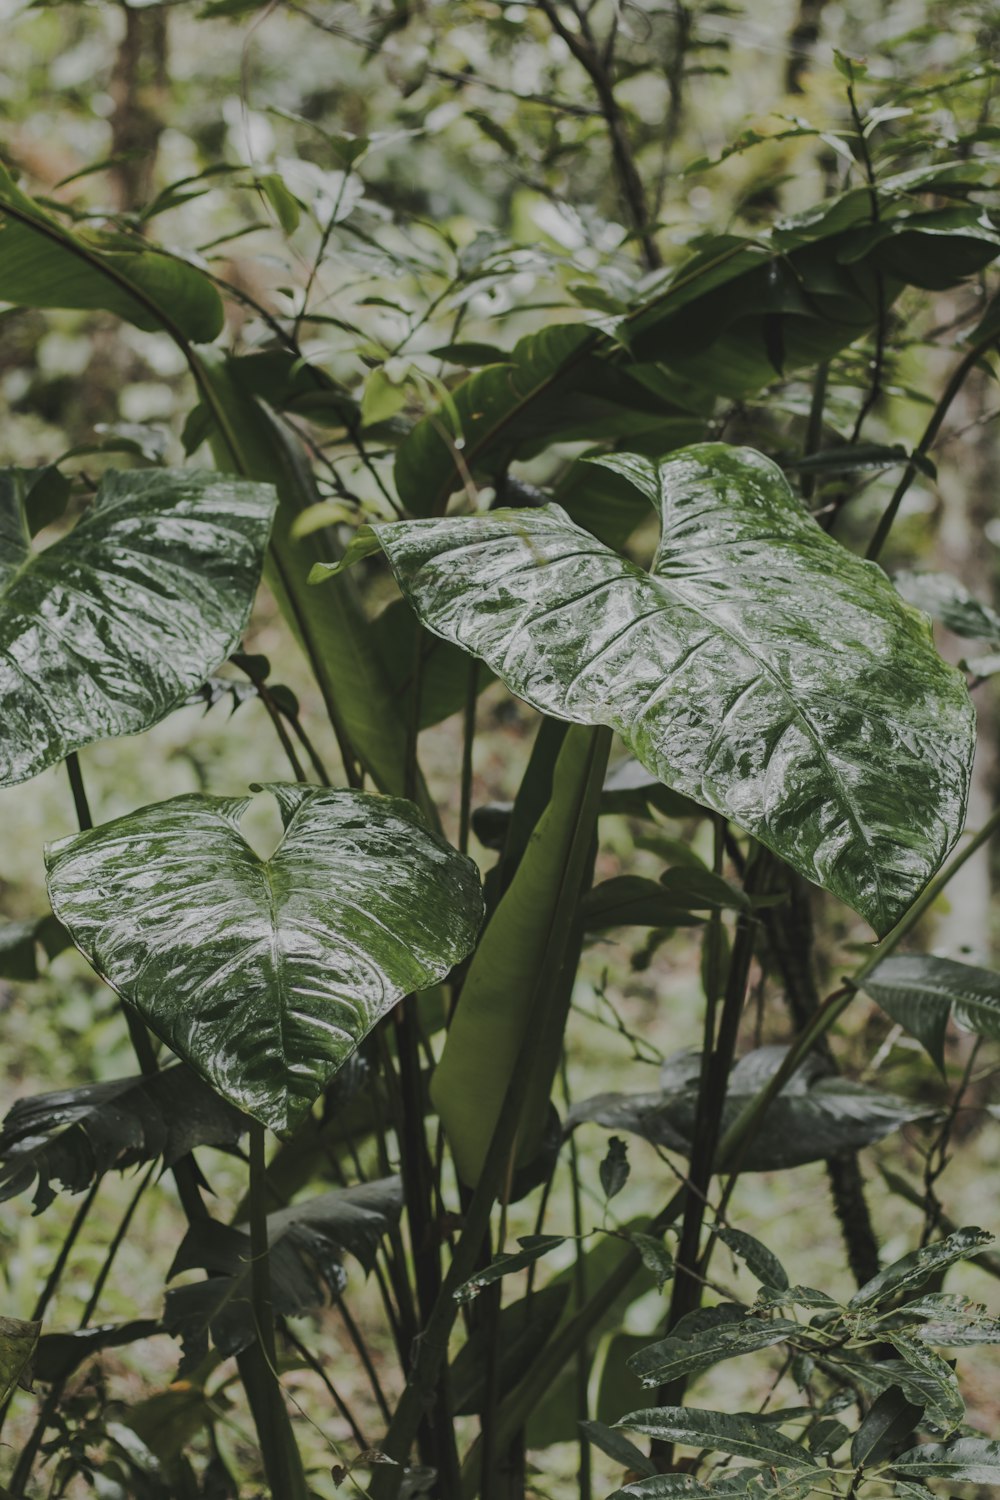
[3,4,1000,1498]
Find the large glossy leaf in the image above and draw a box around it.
[568,1046,930,1171]
[0,468,275,788]
[0,1065,245,1213]
[164,1179,402,1363]
[317,444,973,934]
[862,954,1000,1072]
[45,785,483,1134]
[0,163,223,342]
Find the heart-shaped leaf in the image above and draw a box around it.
[315,445,973,934]
[45,785,483,1133]
[0,468,276,788]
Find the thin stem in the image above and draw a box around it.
[65,751,92,830]
[283,1325,370,1450]
[458,660,478,856]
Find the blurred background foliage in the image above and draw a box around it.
[2,1,1000,1495]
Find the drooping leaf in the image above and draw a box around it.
[569,1046,930,1171]
[717,1227,789,1291]
[627,1312,800,1388]
[453,1236,568,1303]
[0,1065,245,1213]
[849,1227,993,1309]
[580,1418,656,1478]
[862,954,1000,1072]
[0,165,224,341]
[316,445,973,934]
[164,1179,401,1364]
[449,1284,568,1415]
[892,1437,1000,1481]
[0,1316,40,1407]
[0,468,275,788]
[851,1386,926,1469]
[46,785,484,1134]
[34,1320,162,1383]
[616,1406,816,1468]
[893,571,1000,644]
[0,914,68,981]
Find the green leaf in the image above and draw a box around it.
[45,785,484,1134]
[0,1065,245,1213]
[608,1480,713,1499]
[862,954,1000,1072]
[580,1418,656,1478]
[431,725,608,1184]
[892,1437,1000,1481]
[600,1136,630,1201]
[627,1313,800,1388]
[717,1228,789,1291]
[34,1320,161,1383]
[258,172,301,234]
[321,444,973,934]
[0,914,68,981]
[886,1332,964,1433]
[453,1236,567,1303]
[851,1386,926,1469]
[164,1180,402,1364]
[630,1231,675,1290]
[0,468,275,788]
[879,1292,1000,1346]
[569,1047,929,1171]
[849,1226,994,1309]
[0,163,223,341]
[616,1406,817,1468]
[893,570,1000,643]
[0,1316,40,1407]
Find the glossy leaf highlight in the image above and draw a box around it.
[45,785,484,1133]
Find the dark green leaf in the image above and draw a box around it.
[600,1136,630,1201]
[893,570,1000,643]
[0,1065,245,1213]
[886,1332,964,1433]
[717,1227,789,1291]
[164,1179,402,1365]
[627,1314,800,1388]
[616,1406,817,1468]
[862,954,1000,1072]
[892,1437,1000,1481]
[46,785,484,1134]
[0,469,275,788]
[0,163,223,341]
[0,1317,40,1406]
[850,1227,994,1309]
[318,444,973,934]
[581,1417,656,1477]
[454,1236,567,1303]
[851,1386,926,1469]
[630,1232,675,1289]
[34,1320,161,1382]
[879,1292,1000,1346]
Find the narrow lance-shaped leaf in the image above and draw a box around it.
[0,468,276,788]
[46,785,484,1134]
[892,1437,1000,1482]
[616,1406,817,1469]
[315,445,973,934]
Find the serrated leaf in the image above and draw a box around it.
[164,1179,401,1365]
[717,1228,789,1291]
[616,1406,817,1468]
[45,785,484,1134]
[316,444,973,935]
[892,1437,1000,1481]
[0,469,275,788]
[849,1227,993,1309]
[862,954,1000,1071]
[0,163,223,340]
[851,1386,926,1469]
[628,1313,800,1388]
[0,1066,245,1213]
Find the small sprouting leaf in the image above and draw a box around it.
[718,1227,790,1291]
[0,469,276,788]
[849,1227,994,1309]
[600,1137,630,1202]
[46,785,484,1135]
[862,954,1000,1072]
[0,1316,40,1406]
[453,1236,567,1303]
[316,445,974,935]
[892,1436,1000,1482]
[851,1386,926,1469]
[616,1406,817,1468]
